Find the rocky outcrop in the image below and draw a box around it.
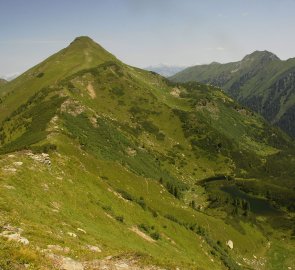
[48,254,167,270]
[0,225,29,245]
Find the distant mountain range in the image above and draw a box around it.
[144,64,186,77]
[170,51,295,138]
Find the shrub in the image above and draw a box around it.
[36,72,44,78]
[110,87,124,96]
[115,216,124,223]
[138,224,160,240]
[30,143,57,153]
[150,232,160,240]
[137,197,147,210]
[117,189,134,201]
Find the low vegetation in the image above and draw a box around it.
[0,37,294,270]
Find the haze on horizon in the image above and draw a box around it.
[1,0,295,78]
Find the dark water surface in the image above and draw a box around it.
[221,185,281,215]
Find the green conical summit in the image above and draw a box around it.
[0,36,117,122]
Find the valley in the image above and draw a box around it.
[0,37,294,270]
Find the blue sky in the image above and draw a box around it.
[1,0,295,77]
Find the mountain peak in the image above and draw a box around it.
[71,36,95,44]
[66,36,117,62]
[242,50,280,62]
[0,36,118,122]
[69,36,104,49]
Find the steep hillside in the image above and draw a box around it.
[0,38,294,270]
[170,51,295,138]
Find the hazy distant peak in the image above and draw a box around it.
[144,64,187,77]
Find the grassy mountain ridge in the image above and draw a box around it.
[0,38,294,269]
[170,51,295,138]
[0,36,117,123]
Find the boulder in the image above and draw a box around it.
[226,240,233,249]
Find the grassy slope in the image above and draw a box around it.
[0,39,294,269]
[0,79,7,94]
